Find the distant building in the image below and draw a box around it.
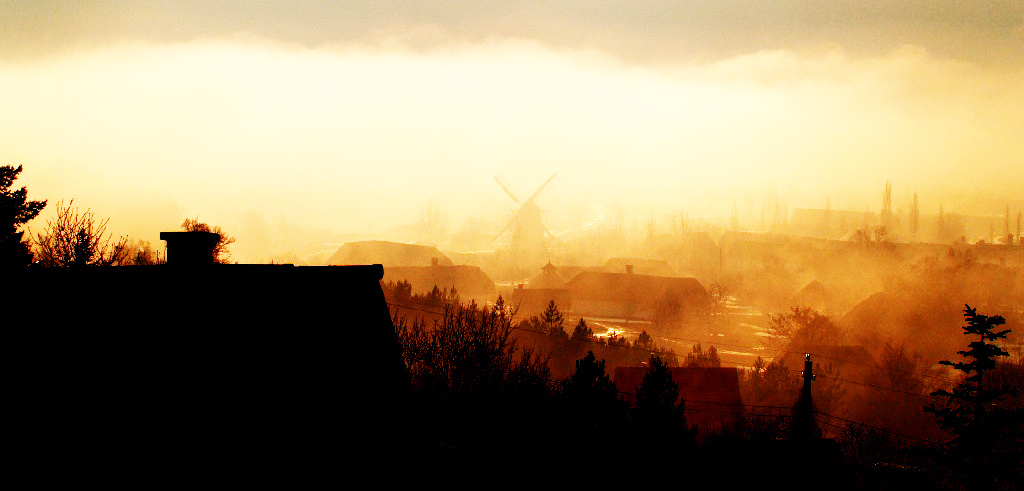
[327,240,454,267]
[383,260,497,304]
[510,260,571,317]
[603,257,676,277]
[789,279,836,314]
[564,266,708,321]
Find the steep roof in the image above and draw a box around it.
[384,264,496,299]
[604,257,676,277]
[789,279,834,312]
[528,260,566,289]
[566,271,706,302]
[327,240,453,267]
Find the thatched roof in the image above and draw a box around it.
[328,240,453,267]
[566,271,705,303]
[383,265,496,300]
[604,257,677,277]
[789,279,834,313]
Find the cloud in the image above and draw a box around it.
[0,32,1020,260]
[3,1,1022,66]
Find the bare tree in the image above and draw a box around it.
[910,192,919,241]
[33,200,128,267]
[416,198,448,247]
[708,280,731,316]
[122,239,164,265]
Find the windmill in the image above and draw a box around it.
[493,173,556,250]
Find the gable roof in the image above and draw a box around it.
[383,264,496,299]
[604,257,676,277]
[327,240,453,267]
[566,271,706,302]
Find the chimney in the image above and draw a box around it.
[160,231,220,266]
[625,264,634,275]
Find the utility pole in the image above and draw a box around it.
[802,353,815,399]
[792,353,819,441]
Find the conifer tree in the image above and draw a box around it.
[0,165,46,269]
[925,305,1020,489]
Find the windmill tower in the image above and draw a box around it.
[494,173,556,257]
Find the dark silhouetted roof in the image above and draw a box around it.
[10,262,409,469]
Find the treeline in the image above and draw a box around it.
[2,164,235,268]
[390,296,1022,489]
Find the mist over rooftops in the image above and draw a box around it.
[327,240,453,267]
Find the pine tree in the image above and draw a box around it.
[633,356,687,435]
[541,299,566,338]
[925,305,1020,489]
[0,165,46,269]
[570,317,593,342]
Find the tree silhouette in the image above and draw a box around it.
[397,296,552,456]
[33,200,128,267]
[541,299,566,338]
[634,330,653,351]
[685,343,721,368]
[570,317,593,342]
[924,305,1020,489]
[767,306,844,349]
[562,351,624,440]
[181,217,235,263]
[0,165,46,269]
[633,356,688,437]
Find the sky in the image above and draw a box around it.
[2,1,1022,262]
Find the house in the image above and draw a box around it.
[564,266,708,321]
[789,279,836,314]
[508,261,572,317]
[10,232,410,472]
[604,257,676,277]
[327,239,454,267]
[614,366,744,431]
[383,260,497,304]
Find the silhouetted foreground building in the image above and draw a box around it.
[10,233,409,475]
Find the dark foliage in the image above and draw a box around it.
[633,356,689,436]
[570,317,594,342]
[33,200,128,267]
[394,296,554,461]
[382,279,458,308]
[0,165,46,269]
[561,351,626,437]
[925,305,1022,489]
[181,217,235,263]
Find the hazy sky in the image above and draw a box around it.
[2,1,1022,261]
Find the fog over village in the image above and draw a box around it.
[3,2,1023,488]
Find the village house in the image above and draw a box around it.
[564,265,708,322]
